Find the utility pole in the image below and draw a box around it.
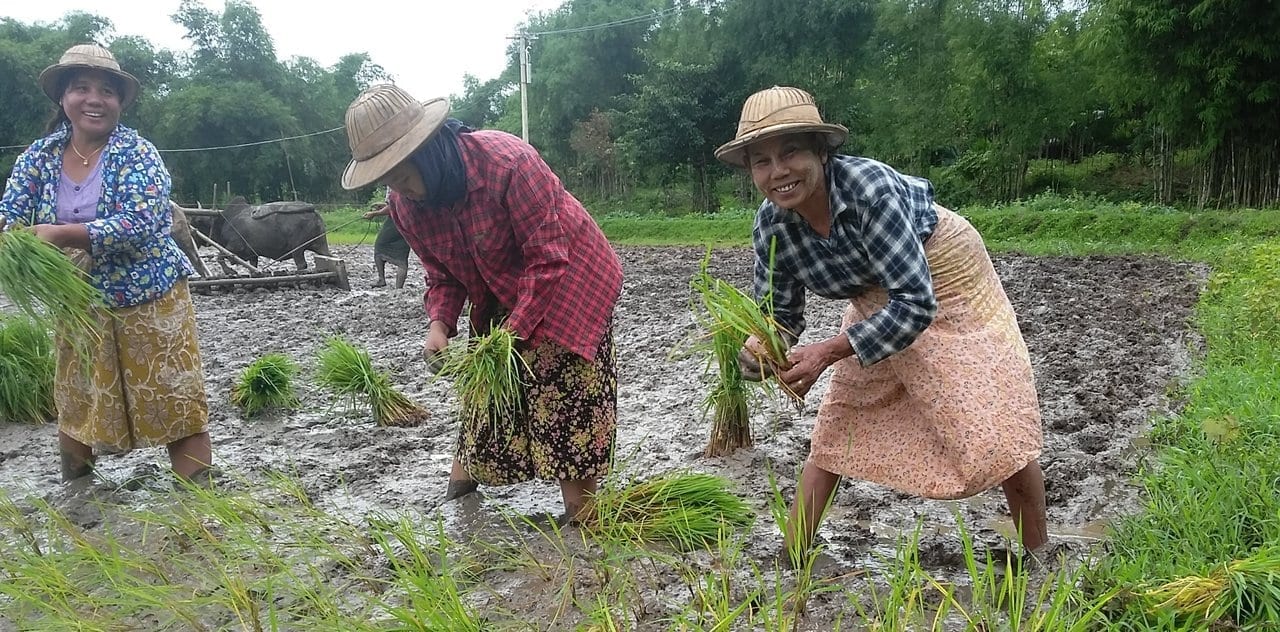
[513,31,533,142]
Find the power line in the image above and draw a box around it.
[0,125,345,154]
[529,6,684,36]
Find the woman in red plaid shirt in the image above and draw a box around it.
[341,85,623,523]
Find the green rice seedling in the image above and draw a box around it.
[436,326,527,442]
[690,255,753,456]
[689,247,799,406]
[0,228,103,356]
[315,337,428,427]
[589,470,753,552]
[0,315,55,423]
[230,353,300,417]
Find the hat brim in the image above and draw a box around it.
[38,63,141,109]
[341,98,450,190]
[714,122,848,168]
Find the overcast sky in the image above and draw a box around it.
[4,0,565,100]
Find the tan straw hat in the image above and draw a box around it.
[341,84,450,190]
[715,86,847,168]
[38,44,141,108]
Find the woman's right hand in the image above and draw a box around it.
[738,335,788,381]
[423,322,450,374]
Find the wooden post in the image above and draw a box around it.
[313,255,350,291]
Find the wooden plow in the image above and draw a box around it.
[180,208,350,293]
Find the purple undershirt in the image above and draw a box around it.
[56,152,104,224]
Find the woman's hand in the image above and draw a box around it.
[776,335,854,398]
[30,224,90,250]
[423,321,451,374]
[738,334,790,381]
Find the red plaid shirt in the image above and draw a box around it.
[388,130,623,361]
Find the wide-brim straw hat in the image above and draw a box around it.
[715,86,848,168]
[341,84,450,190]
[38,44,141,109]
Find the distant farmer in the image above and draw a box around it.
[0,44,214,485]
[718,87,1048,564]
[363,191,410,288]
[340,84,623,524]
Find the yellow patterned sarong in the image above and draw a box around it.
[56,279,209,454]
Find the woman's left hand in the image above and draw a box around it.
[776,335,854,398]
[30,224,63,245]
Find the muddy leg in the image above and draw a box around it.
[393,262,408,289]
[167,431,213,480]
[59,431,94,482]
[559,478,598,524]
[1001,459,1049,552]
[444,458,478,500]
[372,255,387,288]
[784,462,841,564]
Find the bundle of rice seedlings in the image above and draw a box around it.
[435,327,527,442]
[1143,546,1280,623]
[589,471,753,552]
[316,337,428,427]
[0,228,103,355]
[690,259,753,456]
[0,316,55,424]
[230,353,300,417]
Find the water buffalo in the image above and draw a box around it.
[181,196,334,276]
[169,203,210,277]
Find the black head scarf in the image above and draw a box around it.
[408,118,473,208]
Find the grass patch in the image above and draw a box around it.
[0,315,54,424]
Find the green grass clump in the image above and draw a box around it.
[436,327,527,442]
[316,337,428,427]
[230,353,300,417]
[0,229,103,356]
[589,471,753,552]
[0,315,55,423]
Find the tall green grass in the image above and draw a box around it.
[0,315,55,424]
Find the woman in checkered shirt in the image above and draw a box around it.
[717,87,1049,566]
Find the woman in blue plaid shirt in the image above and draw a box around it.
[717,87,1048,566]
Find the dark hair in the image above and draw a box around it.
[43,69,127,134]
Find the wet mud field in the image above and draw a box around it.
[0,244,1206,628]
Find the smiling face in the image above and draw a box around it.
[380,161,428,200]
[746,133,828,215]
[60,69,123,144]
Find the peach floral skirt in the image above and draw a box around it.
[809,208,1042,499]
[56,280,209,454]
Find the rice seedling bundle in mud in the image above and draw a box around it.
[588,471,753,552]
[0,228,103,354]
[0,315,55,424]
[1142,545,1280,625]
[231,353,301,417]
[436,327,527,442]
[687,249,798,456]
[316,337,428,427]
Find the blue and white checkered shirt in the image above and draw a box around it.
[753,155,940,367]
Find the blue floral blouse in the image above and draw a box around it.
[1,123,192,308]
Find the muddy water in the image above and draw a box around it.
[0,245,1206,627]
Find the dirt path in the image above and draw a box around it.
[0,245,1207,627]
